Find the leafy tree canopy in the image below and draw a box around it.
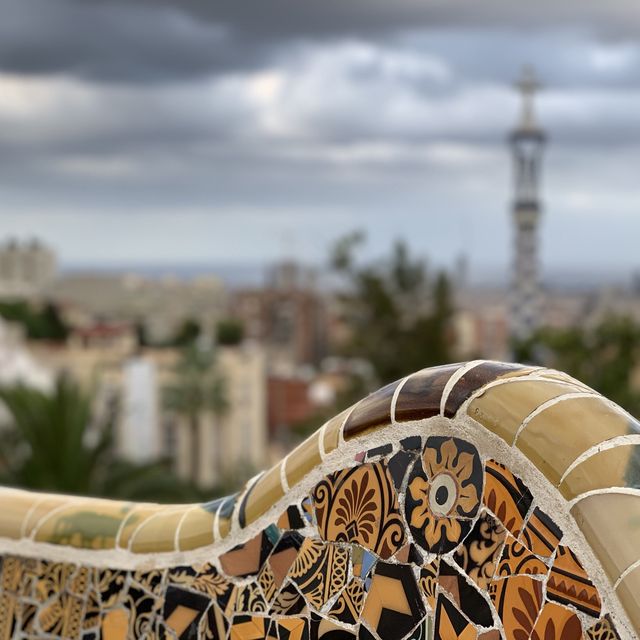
[0,376,199,502]
[331,232,455,385]
[515,315,640,417]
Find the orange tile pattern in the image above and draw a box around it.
[0,360,636,639]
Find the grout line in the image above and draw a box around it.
[567,486,640,510]
[512,392,600,445]
[390,374,411,423]
[440,360,485,415]
[559,434,640,484]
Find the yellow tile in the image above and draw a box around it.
[177,507,216,551]
[243,462,285,526]
[22,494,75,537]
[33,498,133,550]
[537,370,592,390]
[166,604,199,636]
[117,504,165,549]
[129,507,186,553]
[559,443,639,499]
[322,409,349,455]
[615,564,640,634]
[101,608,130,640]
[0,488,40,541]
[285,431,321,488]
[571,492,640,585]
[467,380,583,445]
[517,396,632,486]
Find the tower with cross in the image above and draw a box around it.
[509,66,547,346]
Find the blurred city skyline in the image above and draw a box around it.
[1,0,639,280]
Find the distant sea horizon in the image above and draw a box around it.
[59,261,637,293]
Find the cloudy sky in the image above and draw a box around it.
[1,0,639,279]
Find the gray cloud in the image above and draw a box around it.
[0,0,639,272]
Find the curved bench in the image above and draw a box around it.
[0,360,637,639]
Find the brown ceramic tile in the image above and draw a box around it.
[559,443,640,500]
[483,459,533,538]
[529,602,582,640]
[518,507,562,559]
[469,379,585,445]
[220,532,266,578]
[496,535,547,578]
[571,491,640,585]
[547,545,601,617]
[489,575,543,640]
[394,364,461,423]
[343,379,401,439]
[313,461,405,559]
[285,431,322,487]
[242,462,285,527]
[443,361,532,417]
[517,396,633,486]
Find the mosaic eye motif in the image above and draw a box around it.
[405,436,483,553]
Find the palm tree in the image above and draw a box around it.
[163,344,228,486]
[0,375,198,502]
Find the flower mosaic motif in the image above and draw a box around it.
[0,360,637,639]
[405,436,483,554]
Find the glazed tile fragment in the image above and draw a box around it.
[518,506,562,558]
[405,437,482,554]
[443,361,530,417]
[516,396,636,486]
[343,380,401,439]
[434,594,477,640]
[394,364,461,423]
[468,379,583,445]
[547,545,601,617]
[496,535,547,578]
[0,362,634,640]
[438,560,493,628]
[489,575,543,640]
[529,602,582,640]
[482,459,533,537]
[287,538,348,610]
[328,577,365,625]
[453,511,506,590]
[312,461,405,559]
[361,561,425,640]
[559,442,640,499]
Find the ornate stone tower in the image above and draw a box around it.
[509,66,546,344]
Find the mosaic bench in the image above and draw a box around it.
[0,360,638,640]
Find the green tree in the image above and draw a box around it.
[0,376,197,501]
[515,315,640,417]
[0,301,69,342]
[216,318,244,346]
[163,345,228,485]
[172,318,201,347]
[331,233,455,385]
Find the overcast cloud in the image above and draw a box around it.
[1,0,639,278]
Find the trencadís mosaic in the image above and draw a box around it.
[0,361,638,639]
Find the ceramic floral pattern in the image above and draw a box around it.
[405,436,483,553]
[0,361,634,639]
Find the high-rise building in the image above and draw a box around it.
[0,238,56,298]
[509,67,547,344]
